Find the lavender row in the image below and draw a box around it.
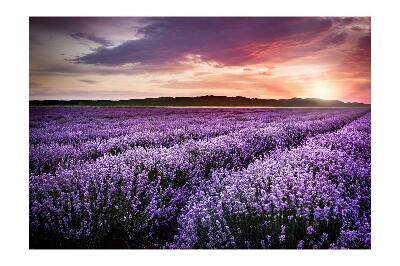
[29,107,344,146]
[29,109,367,248]
[172,113,371,249]
[30,108,296,145]
[29,108,339,175]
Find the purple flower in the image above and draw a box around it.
[297,240,304,249]
[307,226,315,235]
[29,107,370,249]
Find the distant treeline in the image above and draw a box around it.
[29,95,370,107]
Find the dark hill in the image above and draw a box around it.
[29,95,370,107]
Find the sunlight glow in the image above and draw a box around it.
[312,81,337,100]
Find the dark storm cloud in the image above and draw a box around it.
[70,32,113,47]
[72,17,334,67]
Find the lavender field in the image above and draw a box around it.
[29,107,371,249]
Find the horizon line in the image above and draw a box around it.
[29,95,371,105]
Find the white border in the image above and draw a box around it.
[1,0,400,265]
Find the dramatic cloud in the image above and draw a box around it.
[70,33,113,47]
[29,17,371,103]
[73,17,334,67]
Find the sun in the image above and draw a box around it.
[312,81,337,100]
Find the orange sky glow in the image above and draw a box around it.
[30,17,371,103]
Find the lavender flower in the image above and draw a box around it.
[29,107,370,249]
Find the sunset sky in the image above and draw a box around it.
[29,17,371,103]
